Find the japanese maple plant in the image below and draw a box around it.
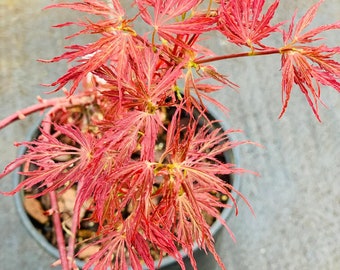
[1,0,339,269]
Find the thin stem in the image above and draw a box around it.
[195,47,291,65]
[0,97,57,130]
[41,113,70,270]
[49,191,70,270]
[207,0,213,14]
[67,181,83,269]
[0,94,94,130]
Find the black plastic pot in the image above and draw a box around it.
[13,102,241,270]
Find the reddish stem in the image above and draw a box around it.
[0,94,95,130]
[40,115,71,269]
[195,47,289,65]
[49,191,70,270]
[66,182,83,269]
[0,97,61,130]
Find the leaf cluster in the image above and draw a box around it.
[0,0,339,270]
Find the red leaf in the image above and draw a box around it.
[41,1,141,96]
[130,232,154,270]
[218,0,283,49]
[280,0,340,120]
[137,0,213,47]
[45,0,125,19]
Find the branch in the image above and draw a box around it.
[195,48,286,65]
[49,190,70,270]
[0,94,95,130]
[39,115,70,270]
[66,182,83,269]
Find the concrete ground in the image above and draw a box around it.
[0,1,339,270]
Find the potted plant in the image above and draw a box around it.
[0,0,339,269]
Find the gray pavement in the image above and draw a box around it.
[0,1,339,270]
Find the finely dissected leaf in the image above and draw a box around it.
[152,15,217,48]
[45,0,125,19]
[44,32,141,96]
[218,0,283,49]
[124,46,184,106]
[130,232,154,270]
[137,0,215,47]
[100,109,163,163]
[283,0,340,45]
[280,0,340,120]
[2,124,97,196]
[280,47,340,121]
[146,221,186,269]
[293,0,324,39]
[137,0,202,28]
[111,161,155,214]
[82,229,130,270]
[157,16,217,36]
[150,110,252,270]
[3,0,338,269]
[42,1,142,96]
